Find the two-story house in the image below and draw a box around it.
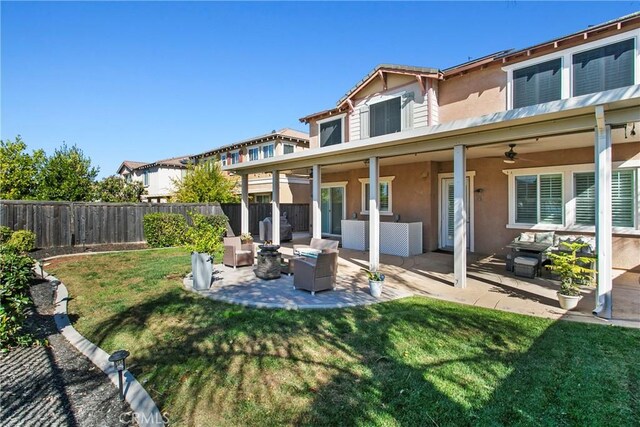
[190,128,310,203]
[226,12,640,318]
[116,156,190,203]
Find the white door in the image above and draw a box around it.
[441,177,471,249]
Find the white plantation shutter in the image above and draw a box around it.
[539,174,563,224]
[612,170,635,227]
[402,92,414,130]
[575,172,596,225]
[516,175,538,223]
[359,107,369,139]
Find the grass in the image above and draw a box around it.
[47,248,640,426]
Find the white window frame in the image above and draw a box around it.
[504,161,640,235]
[503,29,640,110]
[220,153,227,166]
[248,147,260,161]
[143,170,149,187]
[317,114,346,147]
[259,143,275,159]
[283,143,296,155]
[229,150,240,165]
[358,176,395,216]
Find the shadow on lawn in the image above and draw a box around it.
[85,288,640,426]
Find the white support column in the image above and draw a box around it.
[271,170,280,245]
[240,174,249,235]
[312,164,322,239]
[369,157,380,272]
[453,145,467,288]
[593,108,612,319]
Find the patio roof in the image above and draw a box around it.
[226,85,640,175]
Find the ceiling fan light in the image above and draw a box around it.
[503,158,516,164]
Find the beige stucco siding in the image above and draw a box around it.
[439,66,506,123]
[322,161,438,252]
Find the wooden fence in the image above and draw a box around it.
[0,200,224,248]
[220,203,310,236]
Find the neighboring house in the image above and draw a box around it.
[226,13,640,318]
[190,128,310,203]
[116,156,190,203]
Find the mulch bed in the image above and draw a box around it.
[0,278,135,426]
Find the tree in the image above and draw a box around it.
[37,143,99,201]
[0,136,45,200]
[93,175,146,202]
[172,161,239,203]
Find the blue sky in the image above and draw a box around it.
[2,1,639,177]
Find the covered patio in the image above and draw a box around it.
[226,86,640,321]
[187,235,639,326]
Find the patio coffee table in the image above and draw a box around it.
[506,241,551,277]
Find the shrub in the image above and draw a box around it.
[0,226,12,244]
[7,230,36,253]
[185,213,226,257]
[143,213,188,248]
[0,245,37,349]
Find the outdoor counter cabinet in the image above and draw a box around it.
[341,220,422,257]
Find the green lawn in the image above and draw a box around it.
[47,248,640,427]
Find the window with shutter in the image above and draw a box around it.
[370,97,401,137]
[513,58,562,108]
[516,175,538,223]
[319,118,342,147]
[612,170,635,227]
[574,172,596,225]
[573,38,635,97]
[539,174,563,224]
[574,170,635,227]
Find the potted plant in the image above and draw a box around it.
[546,241,596,310]
[240,233,254,244]
[186,213,225,290]
[361,268,385,298]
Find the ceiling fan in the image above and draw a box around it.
[503,144,518,164]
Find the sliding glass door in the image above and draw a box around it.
[321,187,344,235]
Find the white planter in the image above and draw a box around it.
[557,292,582,310]
[369,280,384,298]
[191,252,213,291]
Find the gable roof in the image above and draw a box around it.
[135,155,191,170]
[190,128,309,160]
[336,64,442,108]
[117,160,148,174]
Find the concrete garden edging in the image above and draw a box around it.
[38,261,165,427]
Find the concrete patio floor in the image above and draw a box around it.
[186,235,639,327]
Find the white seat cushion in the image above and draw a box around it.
[514,257,538,266]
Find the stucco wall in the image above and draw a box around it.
[438,142,640,271]
[439,66,506,123]
[321,161,438,252]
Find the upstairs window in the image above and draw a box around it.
[319,118,342,147]
[283,143,295,154]
[220,153,227,165]
[143,170,149,187]
[573,38,635,97]
[370,97,401,137]
[262,144,274,159]
[230,151,240,164]
[513,58,562,108]
[248,147,260,161]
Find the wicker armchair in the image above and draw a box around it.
[293,249,338,295]
[223,237,254,269]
